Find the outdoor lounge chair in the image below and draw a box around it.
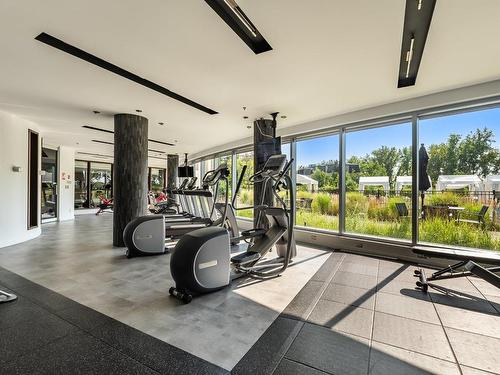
[412,246,500,293]
[456,205,489,227]
[395,202,409,218]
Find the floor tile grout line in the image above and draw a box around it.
[270,252,346,375]
[457,363,499,375]
[366,259,380,375]
[370,338,465,366]
[429,291,464,375]
[281,357,333,375]
[466,276,500,314]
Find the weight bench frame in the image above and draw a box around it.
[412,246,500,293]
[0,289,17,303]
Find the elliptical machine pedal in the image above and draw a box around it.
[169,287,193,303]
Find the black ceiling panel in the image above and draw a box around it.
[204,0,272,54]
[398,0,436,88]
[35,32,218,114]
[83,126,175,146]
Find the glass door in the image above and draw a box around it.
[41,147,58,220]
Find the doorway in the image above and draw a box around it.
[41,147,58,221]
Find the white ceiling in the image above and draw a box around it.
[1,0,500,161]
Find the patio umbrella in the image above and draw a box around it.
[419,144,431,215]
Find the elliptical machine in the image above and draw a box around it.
[169,154,296,303]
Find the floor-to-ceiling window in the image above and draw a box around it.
[345,122,412,241]
[295,134,340,231]
[149,168,166,193]
[41,147,58,220]
[89,162,112,207]
[235,151,254,218]
[214,153,232,203]
[418,107,500,251]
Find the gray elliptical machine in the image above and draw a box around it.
[169,154,296,303]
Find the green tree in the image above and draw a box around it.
[458,128,500,177]
[370,146,400,188]
[398,146,412,176]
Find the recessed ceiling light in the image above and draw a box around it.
[246,125,251,129]
[136,109,142,113]
[280,115,287,119]
[158,122,165,125]
[243,116,248,119]
[174,140,178,143]
[93,110,100,114]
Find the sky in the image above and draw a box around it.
[296,107,500,166]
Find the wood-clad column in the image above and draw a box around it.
[166,154,179,189]
[253,117,280,227]
[113,113,148,246]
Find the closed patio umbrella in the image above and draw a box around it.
[419,144,431,216]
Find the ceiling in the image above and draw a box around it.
[1,0,500,162]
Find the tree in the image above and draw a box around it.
[458,128,500,177]
[370,146,400,188]
[311,167,335,188]
[398,147,412,176]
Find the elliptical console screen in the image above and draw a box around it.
[262,154,287,173]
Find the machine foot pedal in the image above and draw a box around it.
[231,252,261,265]
[169,287,193,304]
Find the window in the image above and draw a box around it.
[418,107,500,251]
[41,147,58,219]
[193,162,202,184]
[90,162,112,207]
[295,135,339,231]
[345,123,412,241]
[149,168,166,193]
[74,161,89,208]
[235,151,254,218]
[214,154,232,203]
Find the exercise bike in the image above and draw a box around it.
[169,154,296,303]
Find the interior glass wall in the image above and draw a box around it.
[150,168,166,193]
[74,160,89,208]
[345,122,412,240]
[418,107,500,251]
[295,135,340,231]
[41,148,58,219]
[235,151,254,218]
[90,162,112,207]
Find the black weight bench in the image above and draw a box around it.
[412,246,500,293]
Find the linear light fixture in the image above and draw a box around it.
[83,126,175,146]
[204,0,272,54]
[397,0,436,88]
[35,32,218,114]
[77,151,113,158]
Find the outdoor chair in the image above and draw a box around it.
[395,202,409,218]
[456,205,489,228]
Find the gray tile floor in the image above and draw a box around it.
[0,214,329,370]
[2,215,500,374]
[255,252,500,375]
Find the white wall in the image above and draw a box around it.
[57,146,75,221]
[0,110,42,248]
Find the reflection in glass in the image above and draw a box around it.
[90,162,112,207]
[235,151,254,218]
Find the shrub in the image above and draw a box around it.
[346,192,368,215]
[239,189,253,205]
[311,193,338,216]
[427,192,460,206]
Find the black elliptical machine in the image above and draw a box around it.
[169,154,296,303]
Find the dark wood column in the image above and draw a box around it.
[253,117,280,227]
[166,154,179,189]
[113,113,148,247]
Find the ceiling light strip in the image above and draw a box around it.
[397,0,436,88]
[35,32,218,115]
[83,126,175,146]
